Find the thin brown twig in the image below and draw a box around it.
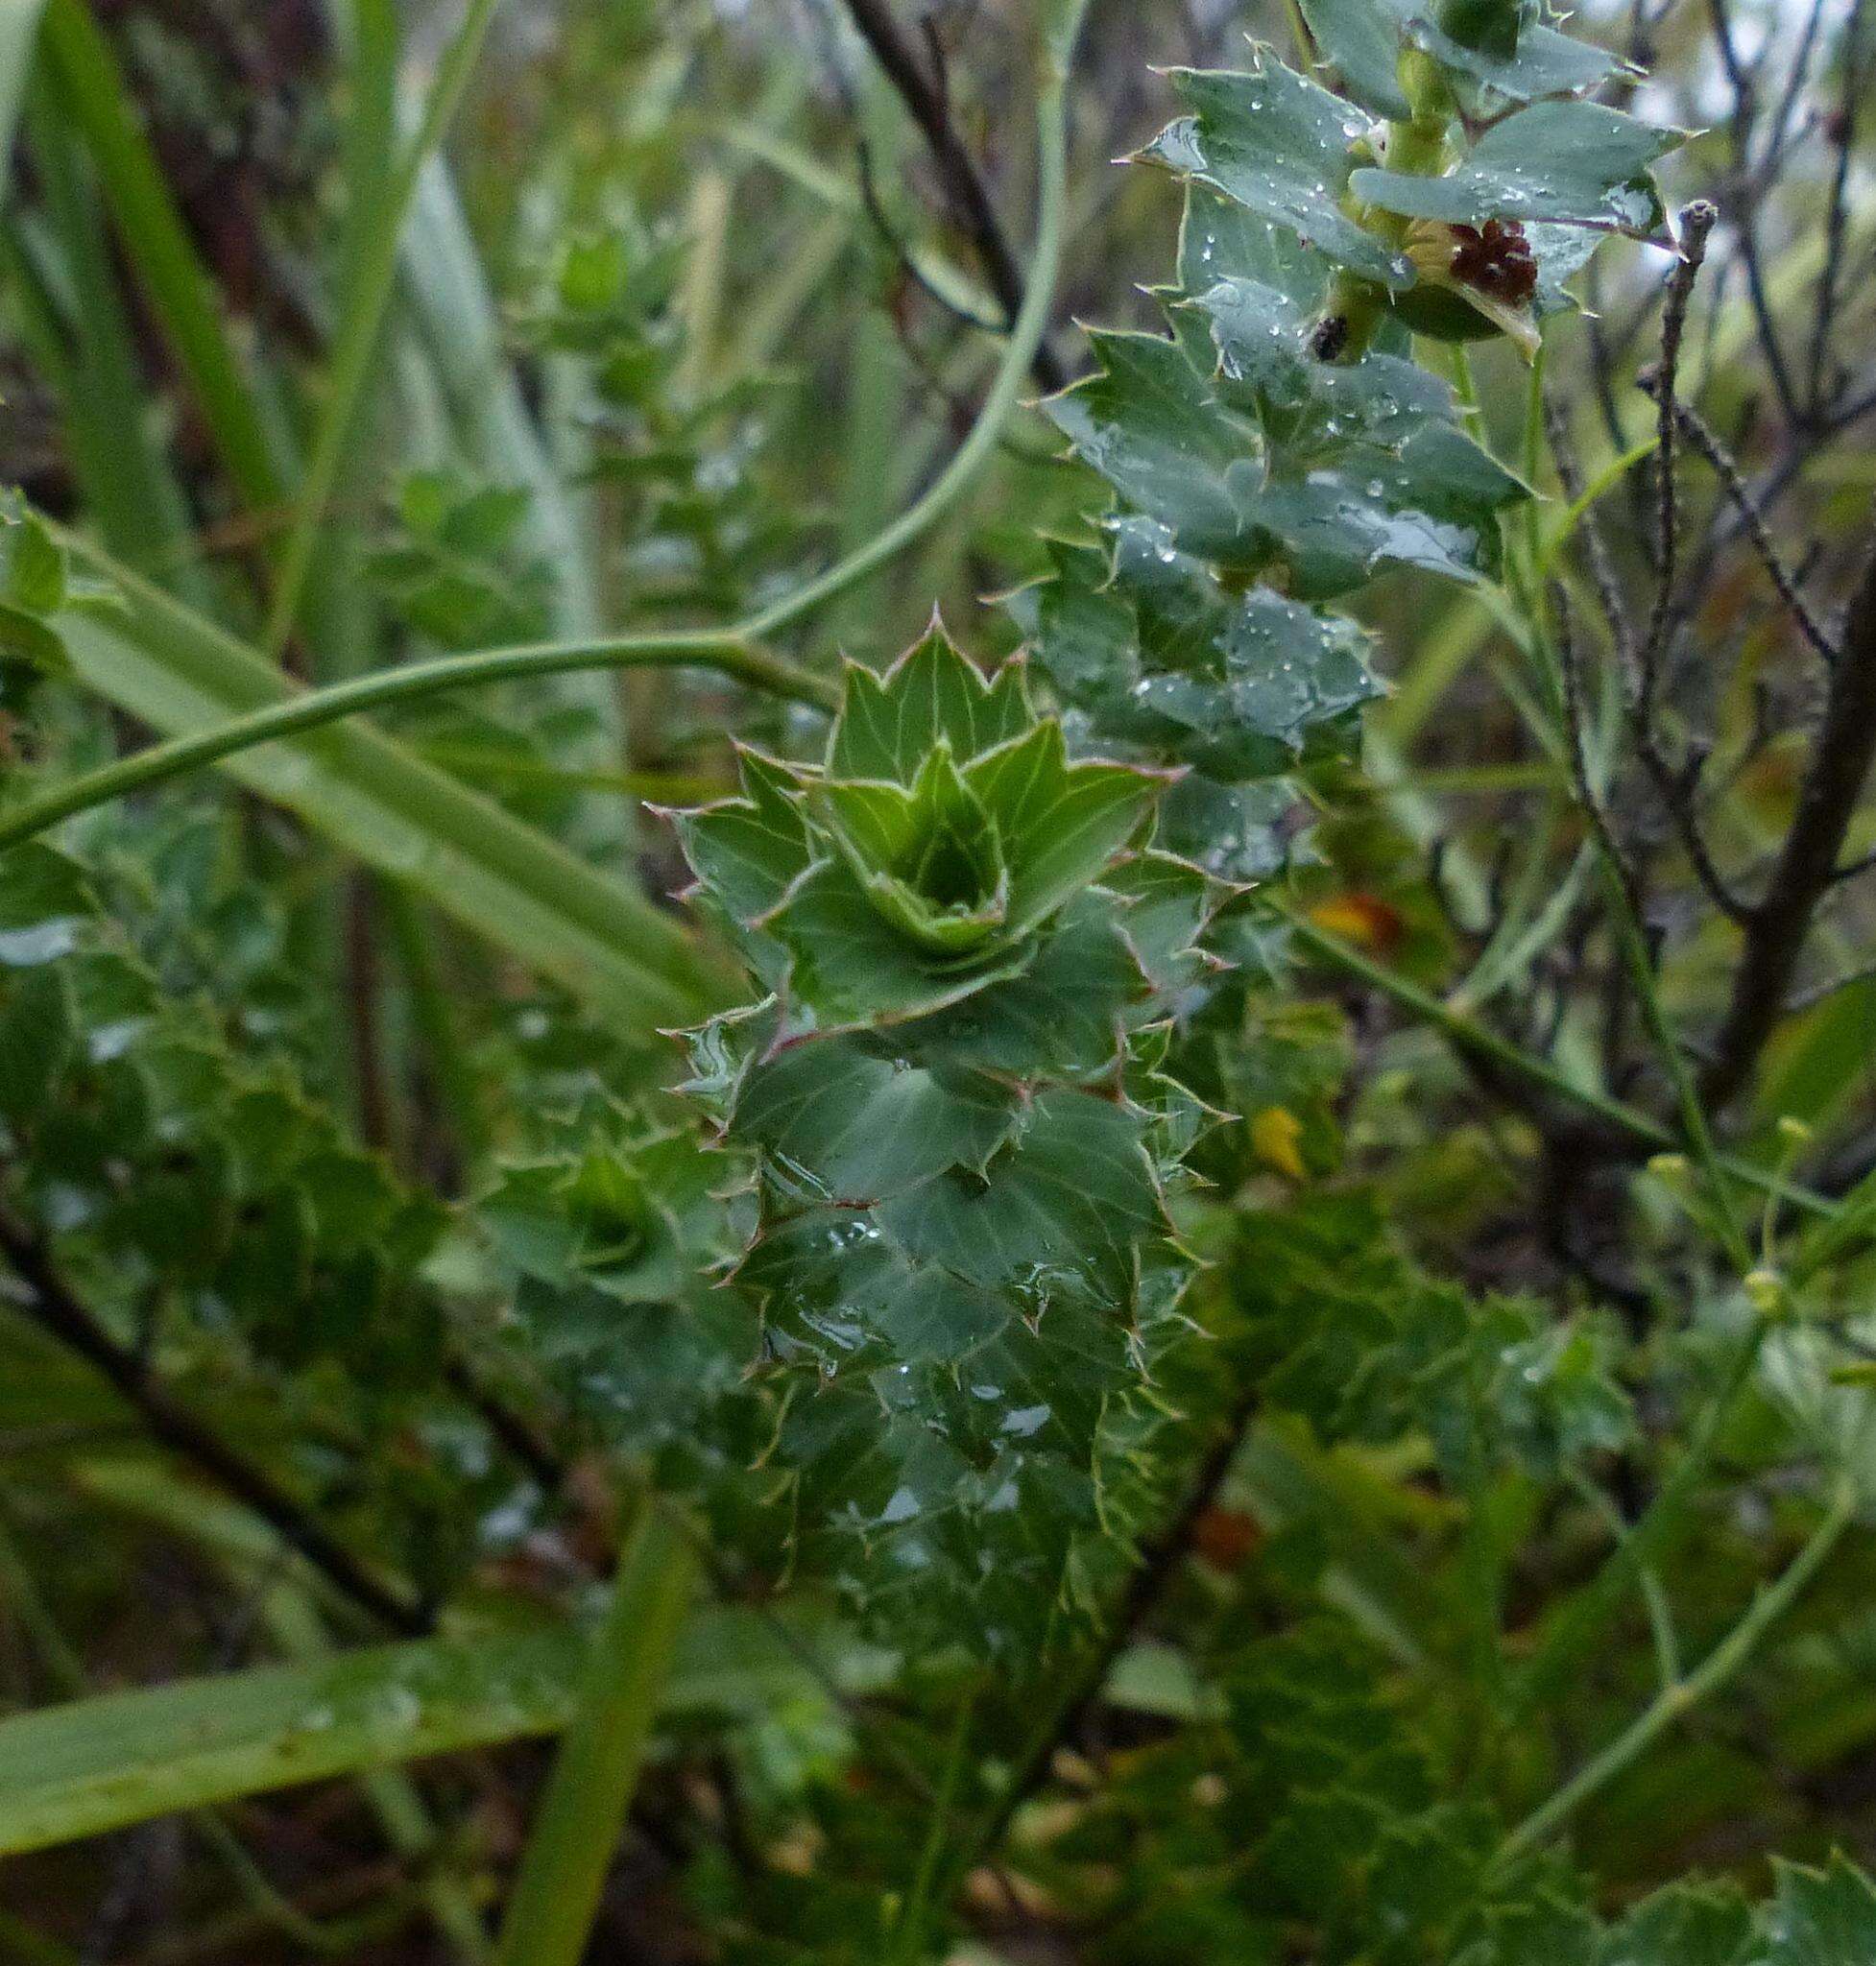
[1623,202,1757,924]
[1636,200,1718,707]
[837,0,1069,393]
[1700,501,1876,1111]
[1705,0,1806,427]
[1637,379,1840,665]
[1806,0,1868,410]
[0,1204,430,1638]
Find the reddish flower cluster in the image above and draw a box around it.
[1447,218,1539,305]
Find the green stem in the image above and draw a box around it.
[1564,1466,1682,1691]
[6,0,1078,852]
[1596,853,1753,1267]
[265,0,504,654]
[491,1503,699,1966]
[889,1693,974,1961]
[737,3,1074,638]
[1501,1478,1855,1858]
[1277,904,1836,1222]
[1499,366,1752,1268]
[1516,1320,1768,1712]
[0,610,832,853]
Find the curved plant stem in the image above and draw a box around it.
[1516,1321,1769,1712]
[1279,905,1837,1224]
[1500,1477,1855,1858]
[264,0,505,655]
[490,1502,699,1966]
[0,611,834,853]
[6,0,1077,854]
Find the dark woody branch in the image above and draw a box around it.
[0,1204,431,1638]
[1699,506,1876,1112]
[838,0,1069,394]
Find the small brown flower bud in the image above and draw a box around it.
[1447,219,1539,306]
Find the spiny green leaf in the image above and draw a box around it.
[1758,1857,1876,1965]
[731,1038,1025,1201]
[1045,328,1261,563]
[667,749,814,930]
[1011,525,1383,778]
[1193,273,1451,433]
[963,719,1168,936]
[1048,316,1524,597]
[1140,55,1413,288]
[873,1089,1170,1302]
[763,854,1036,1031]
[827,619,1032,783]
[1599,1881,1755,1966]
[1251,415,1527,594]
[1352,101,1677,234]
[822,745,1012,955]
[888,895,1154,1080]
[1301,0,1623,119]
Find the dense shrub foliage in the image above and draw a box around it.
[3,0,1876,1959]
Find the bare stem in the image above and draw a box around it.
[1501,1477,1855,1858]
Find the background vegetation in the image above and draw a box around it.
[2,0,1876,1959]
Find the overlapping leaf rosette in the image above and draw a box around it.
[1008,0,1678,880]
[669,626,1221,1651]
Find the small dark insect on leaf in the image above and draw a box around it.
[1310,313,1352,362]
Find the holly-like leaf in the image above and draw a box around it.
[827,620,1032,783]
[822,745,1013,955]
[1011,529,1382,779]
[1139,56,1412,288]
[1252,416,1527,594]
[1757,1857,1876,1965]
[763,855,1036,1031]
[1046,329,1261,562]
[891,896,1150,1081]
[667,748,814,929]
[964,720,1168,935]
[1301,0,1623,118]
[730,1037,1025,1202]
[1048,306,1523,599]
[874,1089,1169,1303]
[1599,1882,1755,1966]
[1352,101,1677,234]
[1193,274,1452,436]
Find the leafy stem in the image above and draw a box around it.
[0,0,1084,857]
[1500,1474,1856,1858]
[1276,902,1837,1224]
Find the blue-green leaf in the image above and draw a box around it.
[1140,55,1413,288]
[1351,100,1677,233]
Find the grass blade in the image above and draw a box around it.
[0,1623,586,1858]
[492,1507,700,1966]
[265,0,505,653]
[36,0,292,517]
[50,541,723,1028]
[0,0,48,202]
[0,1593,851,1858]
[12,90,205,599]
